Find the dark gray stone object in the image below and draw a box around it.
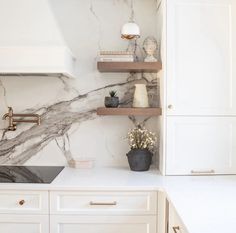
[104,97,119,108]
[126,149,153,171]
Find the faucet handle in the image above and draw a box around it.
[8,107,13,116]
[2,107,12,120]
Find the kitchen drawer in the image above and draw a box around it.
[0,190,49,214]
[50,191,157,215]
[0,214,49,233]
[50,215,156,233]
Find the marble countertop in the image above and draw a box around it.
[0,167,236,233]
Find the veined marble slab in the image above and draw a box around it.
[0,0,161,167]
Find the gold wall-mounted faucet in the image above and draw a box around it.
[2,107,41,131]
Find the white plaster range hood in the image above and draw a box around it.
[0,0,76,78]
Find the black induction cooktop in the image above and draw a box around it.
[0,166,64,183]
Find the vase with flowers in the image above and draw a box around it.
[126,126,157,171]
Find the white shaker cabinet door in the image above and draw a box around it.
[50,215,156,233]
[0,214,49,233]
[166,117,236,175]
[168,204,189,233]
[166,0,236,115]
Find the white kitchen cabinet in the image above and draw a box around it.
[168,203,188,233]
[166,117,236,175]
[0,214,49,233]
[0,190,49,233]
[166,0,236,116]
[50,215,156,233]
[50,190,158,233]
[160,0,236,175]
[0,189,158,233]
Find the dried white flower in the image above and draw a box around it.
[127,126,157,151]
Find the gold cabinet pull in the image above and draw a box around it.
[191,169,215,175]
[173,226,180,233]
[18,200,25,206]
[89,201,117,206]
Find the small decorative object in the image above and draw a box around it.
[126,126,157,171]
[143,36,158,62]
[121,0,140,61]
[121,0,140,40]
[105,90,119,108]
[99,51,134,62]
[68,157,95,169]
[121,21,140,40]
[133,84,149,108]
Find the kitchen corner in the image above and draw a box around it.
[1,167,236,233]
[0,0,236,233]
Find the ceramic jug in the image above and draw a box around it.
[133,84,149,108]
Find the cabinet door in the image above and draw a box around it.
[166,0,236,115]
[0,214,49,233]
[166,117,236,175]
[168,204,188,233]
[50,215,156,233]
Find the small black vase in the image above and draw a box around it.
[104,97,119,108]
[126,149,153,171]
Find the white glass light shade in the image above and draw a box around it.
[121,22,140,40]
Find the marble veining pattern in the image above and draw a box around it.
[0,0,160,167]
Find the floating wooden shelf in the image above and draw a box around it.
[97,107,162,116]
[97,62,162,73]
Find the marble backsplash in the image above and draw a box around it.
[0,0,161,168]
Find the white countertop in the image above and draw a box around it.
[163,175,236,233]
[1,167,236,233]
[0,167,165,191]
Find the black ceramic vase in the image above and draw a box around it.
[126,149,153,171]
[104,97,119,108]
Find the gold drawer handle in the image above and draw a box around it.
[19,200,25,206]
[173,226,180,233]
[89,201,117,206]
[191,169,215,174]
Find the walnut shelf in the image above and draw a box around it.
[97,107,162,116]
[97,61,162,73]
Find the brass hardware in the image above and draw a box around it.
[173,226,180,233]
[19,200,25,206]
[89,201,117,206]
[2,107,41,131]
[191,169,215,175]
[168,105,173,109]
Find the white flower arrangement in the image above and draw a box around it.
[127,126,157,151]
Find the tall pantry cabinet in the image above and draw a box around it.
[160,0,236,175]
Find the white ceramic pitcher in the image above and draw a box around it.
[133,84,149,108]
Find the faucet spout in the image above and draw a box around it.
[2,107,41,131]
[2,113,9,120]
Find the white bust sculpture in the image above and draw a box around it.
[143,36,158,62]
